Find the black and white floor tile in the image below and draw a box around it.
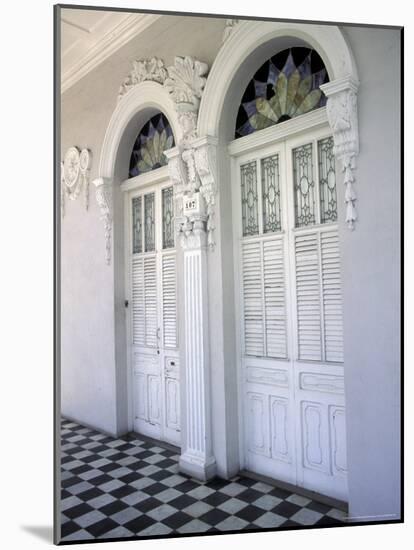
[60,419,347,542]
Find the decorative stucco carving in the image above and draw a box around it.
[194,142,218,248]
[166,139,218,250]
[166,150,187,221]
[162,56,218,249]
[321,78,359,230]
[116,54,217,249]
[222,19,240,43]
[93,177,113,265]
[178,216,208,251]
[118,57,168,101]
[182,148,201,193]
[61,146,92,217]
[164,56,208,111]
[164,56,208,144]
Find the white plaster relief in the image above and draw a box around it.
[321,77,359,230]
[61,146,92,218]
[178,216,208,251]
[164,56,208,113]
[222,19,240,43]
[93,177,112,265]
[118,57,168,101]
[194,142,218,248]
[118,54,218,248]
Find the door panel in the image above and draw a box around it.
[234,128,348,501]
[270,396,291,462]
[128,183,181,447]
[246,392,269,457]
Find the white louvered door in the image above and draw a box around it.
[234,125,348,501]
[128,181,180,446]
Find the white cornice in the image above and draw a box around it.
[61,13,162,94]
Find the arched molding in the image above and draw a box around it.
[198,20,360,229]
[198,20,358,138]
[94,81,183,265]
[98,80,183,181]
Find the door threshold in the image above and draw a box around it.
[125,431,181,454]
[240,469,348,512]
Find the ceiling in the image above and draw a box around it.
[60,8,161,93]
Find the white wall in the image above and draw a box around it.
[339,26,401,520]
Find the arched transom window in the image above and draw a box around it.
[235,47,329,139]
[129,112,175,178]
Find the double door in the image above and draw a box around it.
[127,180,180,446]
[233,125,348,501]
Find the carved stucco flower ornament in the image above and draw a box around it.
[164,56,208,111]
[118,57,168,101]
[61,146,92,217]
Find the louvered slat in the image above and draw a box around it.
[132,257,145,345]
[263,238,287,358]
[321,230,344,362]
[162,253,177,348]
[144,256,157,347]
[295,232,322,361]
[242,241,264,356]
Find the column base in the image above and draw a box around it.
[179,451,217,481]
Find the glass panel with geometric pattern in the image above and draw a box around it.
[144,193,155,252]
[318,137,338,223]
[162,186,174,249]
[261,154,282,233]
[235,48,329,139]
[129,113,175,178]
[241,161,259,236]
[132,196,142,254]
[293,143,316,227]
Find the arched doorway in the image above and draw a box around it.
[95,81,184,445]
[197,21,359,501]
[123,112,181,446]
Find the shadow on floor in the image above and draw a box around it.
[21,525,54,543]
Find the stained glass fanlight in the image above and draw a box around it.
[235,48,329,139]
[129,113,175,178]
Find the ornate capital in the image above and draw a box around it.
[118,57,167,102]
[61,146,92,218]
[93,177,113,265]
[165,137,218,250]
[178,216,208,251]
[321,77,359,230]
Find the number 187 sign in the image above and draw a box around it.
[183,193,204,216]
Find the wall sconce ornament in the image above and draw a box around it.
[61,146,92,218]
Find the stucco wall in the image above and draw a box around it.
[339,25,401,521]
[61,13,401,519]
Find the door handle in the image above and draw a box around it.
[156,328,160,355]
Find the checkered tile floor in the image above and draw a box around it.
[60,418,347,542]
